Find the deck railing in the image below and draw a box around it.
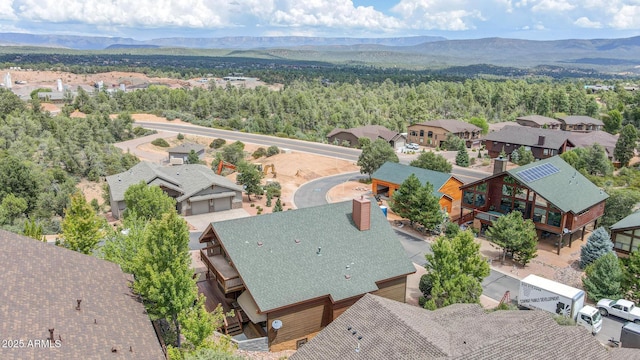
[200,249,245,294]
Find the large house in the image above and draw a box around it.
[198,198,415,351]
[290,294,628,360]
[407,119,481,148]
[326,125,405,149]
[106,161,242,219]
[371,162,463,214]
[482,125,574,159]
[610,211,640,257]
[167,143,205,164]
[567,131,619,160]
[557,115,604,132]
[516,115,562,129]
[459,156,609,254]
[0,230,164,360]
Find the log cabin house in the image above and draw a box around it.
[198,198,415,351]
[407,119,482,148]
[458,156,608,254]
[371,162,464,214]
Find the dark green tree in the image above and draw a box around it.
[515,146,535,166]
[389,174,422,224]
[614,124,638,167]
[133,211,196,348]
[580,227,614,269]
[357,139,399,180]
[413,182,446,232]
[60,192,105,255]
[584,144,613,176]
[266,145,280,157]
[485,211,538,267]
[422,231,490,310]
[583,252,623,301]
[600,189,640,229]
[123,182,176,221]
[221,141,245,165]
[236,161,264,201]
[442,134,465,151]
[273,197,283,212]
[210,138,226,149]
[455,143,470,167]
[623,250,640,303]
[186,150,201,164]
[409,151,452,173]
[603,109,623,134]
[0,194,27,225]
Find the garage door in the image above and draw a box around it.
[190,200,210,215]
[214,197,231,211]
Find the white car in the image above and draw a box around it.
[597,298,640,323]
[406,143,419,150]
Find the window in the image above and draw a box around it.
[543,149,549,155]
[502,185,514,196]
[463,190,475,205]
[533,207,546,223]
[475,194,486,207]
[419,130,424,136]
[547,208,561,227]
[615,234,632,252]
[477,183,487,193]
[500,197,512,213]
[427,131,433,138]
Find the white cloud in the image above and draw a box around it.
[609,4,640,29]
[531,0,575,12]
[392,0,484,31]
[574,16,601,28]
[496,0,514,13]
[0,0,17,20]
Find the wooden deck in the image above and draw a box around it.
[196,279,242,336]
[200,249,245,294]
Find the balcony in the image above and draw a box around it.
[200,248,245,294]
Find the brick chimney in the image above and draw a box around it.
[493,157,507,175]
[352,197,371,231]
[538,135,545,145]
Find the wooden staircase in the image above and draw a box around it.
[223,314,243,336]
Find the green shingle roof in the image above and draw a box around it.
[507,156,608,214]
[372,162,455,198]
[611,211,640,231]
[209,200,416,312]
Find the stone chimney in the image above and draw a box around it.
[493,157,507,175]
[538,135,545,145]
[352,197,371,231]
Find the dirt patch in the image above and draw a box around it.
[76,179,105,205]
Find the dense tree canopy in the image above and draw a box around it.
[357,139,399,180]
[409,151,452,173]
[614,124,638,167]
[123,182,177,221]
[583,253,623,301]
[485,211,538,267]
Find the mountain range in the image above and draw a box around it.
[1,32,640,74]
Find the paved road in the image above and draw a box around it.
[136,121,362,162]
[596,315,628,345]
[293,172,365,209]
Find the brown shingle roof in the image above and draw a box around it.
[567,131,619,157]
[482,125,572,149]
[291,294,623,360]
[0,230,164,360]
[516,115,561,126]
[412,119,481,133]
[557,115,605,126]
[327,125,402,142]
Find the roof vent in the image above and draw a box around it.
[112,347,117,353]
[345,274,351,280]
[48,328,54,341]
[257,241,263,247]
[295,239,301,244]
[76,299,82,310]
[317,247,322,256]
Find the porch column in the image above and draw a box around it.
[569,232,574,248]
[581,225,586,241]
[557,233,562,255]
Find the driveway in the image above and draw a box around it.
[114,131,175,162]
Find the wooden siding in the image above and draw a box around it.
[270,331,321,352]
[440,178,463,201]
[372,177,461,213]
[565,201,605,231]
[267,298,330,351]
[372,276,407,303]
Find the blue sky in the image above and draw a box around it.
[1,1,639,41]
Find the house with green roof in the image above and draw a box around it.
[371,162,464,213]
[198,197,415,351]
[459,156,608,254]
[106,161,242,219]
[610,211,640,256]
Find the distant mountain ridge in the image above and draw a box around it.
[0,33,445,50]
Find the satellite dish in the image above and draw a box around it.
[272,319,283,330]
[563,228,570,234]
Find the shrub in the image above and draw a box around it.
[264,182,282,198]
[267,145,280,157]
[252,147,267,159]
[151,138,170,147]
[210,138,226,149]
[177,133,184,140]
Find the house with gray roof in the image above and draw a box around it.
[516,115,562,129]
[106,161,242,219]
[198,198,415,351]
[327,125,405,149]
[482,125,574,159]
[459,156,608,254]
[0,230,164,360]
[407,119,482,148]
[610,211,640,256]
[371,162,464,213]
[567,131,619,160]
[557,115,604,132]
[291,293,633,360]
[167,142,205,164]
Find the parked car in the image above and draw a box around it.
[406,143,419,150]
[597,299,640,323]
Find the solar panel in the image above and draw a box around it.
[516,163,560,183]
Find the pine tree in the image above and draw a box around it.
[614,124,638,167]
[389,174,421,224]
[455,143,470,167]
[236,161,264,201]
[485,211,538,267]
[623,250,640,303]
[23,218,45,241]
[273,197,283,212]
[580,226,613,269]
[583,252,623,301]
[60,192,105,254]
